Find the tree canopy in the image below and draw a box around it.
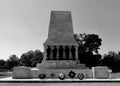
[20,50,43,67]
[0,49,43,71]
[74,33,102,53]
[74,33,102,68]
[102,51,120,73]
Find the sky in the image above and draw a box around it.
[0,0,120,60]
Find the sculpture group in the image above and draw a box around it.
[46,45,76,60]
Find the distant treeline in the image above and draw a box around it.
[0,33,120,73]
[0,50,43,72]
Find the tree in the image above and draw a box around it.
[31,50,43,67]
[74,33,102,53]
[102,51,120,72]
[5,54,19,70]
[9,54,20,67]
[19,50,34,67]
[4,59,11,70]
[20,50,43,67]
[0,59,5,71]
[74,33,102,68]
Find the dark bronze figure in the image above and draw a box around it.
[53,46,57,60]
[71,45,76,60]
[65,46,69,60]
[46,46,51,60]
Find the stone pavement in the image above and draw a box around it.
[0,77,120,86]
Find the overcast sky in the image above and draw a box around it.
[0,0,120,59]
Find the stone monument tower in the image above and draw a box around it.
[37,11,84,69]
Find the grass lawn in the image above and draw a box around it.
[0,72,12,78]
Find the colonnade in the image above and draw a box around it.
[46,45,77,60]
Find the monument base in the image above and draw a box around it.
[37,60,86,69]
[31,68,93,79]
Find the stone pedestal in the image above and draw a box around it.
[93,67,109,79]
[37,60,77,69]
[13,66,31,79]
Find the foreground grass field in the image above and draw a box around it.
[0,72,12,79]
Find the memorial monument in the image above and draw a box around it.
[13,11,87,79]
[37,11,84,69]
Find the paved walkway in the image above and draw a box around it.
[1,77,120,82]
[0,77,120,86]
